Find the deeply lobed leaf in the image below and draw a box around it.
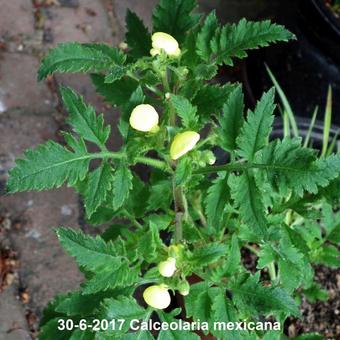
[7,139,89,193]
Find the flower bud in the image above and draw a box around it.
[170,131,200,160]
[178,280,190,296]
[129,104,159,132]
[143,284,171,309]
[158,257,176,277]
[119,41,128,50]
[204,150,216,165]
[150,32,181,57]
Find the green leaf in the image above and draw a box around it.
[219,85,245,152]
[196,11,219,61]
[158,311,200,339]
[211,19,295,66]
[192,83,236,121]
[126,10,152,58]
[223,234,241,276]
[112,162,133,210]
[56,227,121,272]
[39,318,72,340]
[257,138,340,197]
[205,172,230,231]
[54,290,112,317]
[38,42,112,80]
[85,162,113,218]
[138,222,163,262]
[175,157,192,185]
[91,74,139,107]
[170,95,198,129]
[229,172,268,239]
[123,330,154,340]
[100,296,145,330]
[236,88,276,161]
[7,140,89,193]
[147,180,173,211]
[83,262,139,294]
[61,86,111,147]
[210,288,241,340]
[190,242,227,267]
[230,273,300,317]
[303,283,328,303]
[152,0,201,44]
[105,64,128,83]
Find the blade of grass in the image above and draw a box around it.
[283,109,290,138]
[321,86,332,157]
[265,64,299,137]
[326,130,340,157]
[303,106,318,148]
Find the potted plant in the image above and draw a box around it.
[6,0,340,339]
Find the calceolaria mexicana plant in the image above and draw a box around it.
[7,0,340,339]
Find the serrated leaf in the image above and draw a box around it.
[147,180,173,212]
[210,235,241,281]
[192,83,236,122]
[175,157,192,185]
[158,311,200,339]
[236,88,276,161]
[229,172,268,240]
[83,262,139,294]
[210,288,241,340]
[138,222,163,262]
[38,42,112,80]
[230,273,300,317]
[56,227,121,272]
[205,172,230,231]
[105,64,128,83]
[100,296,145,325]
[170,95,198,129]
[126,10,152,58]
[61,86,110,147]
[210,19,295,66]
[219,85,245,152]
[85,162,113,218]
[196,11,219,61]
[7,140,89,193]
[123,330,154,340]
[54,290,112,317]
[91,74,139,107]
[257,138,340,197]
[112,162,133,210]
[152,0,201,44]
[190,242,227,267]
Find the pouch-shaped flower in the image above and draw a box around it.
[143,284,171,309]
[129,104,159,132]
[151,32,181,57]
[158,257,176,277]
[170,131,200,160]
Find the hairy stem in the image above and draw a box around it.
[89,151,171,173]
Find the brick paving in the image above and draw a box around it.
[0,0,224,337]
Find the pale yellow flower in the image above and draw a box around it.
[158,257,176,277]
[129,104,159,132]
[150,32,181,57]
[143,284,171,309]
[170,131,200,160]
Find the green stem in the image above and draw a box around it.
[123,209,143,229]
[193,161,310,175]
[268,261,277,282]
[88,151,171,173]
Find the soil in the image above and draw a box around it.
[241,248,340,339]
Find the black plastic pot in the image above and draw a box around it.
[244,0,340,125]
